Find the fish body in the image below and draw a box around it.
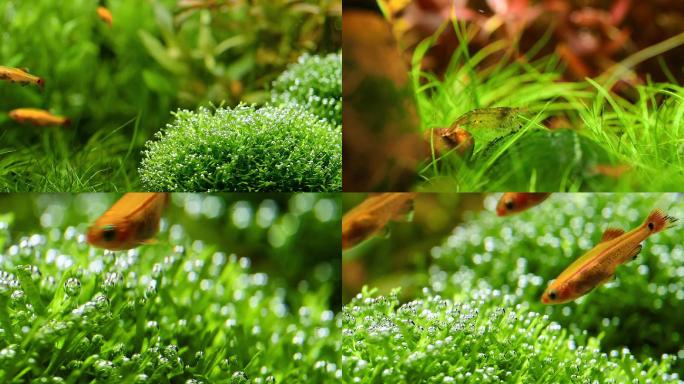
[496,193,550,216]
[342,193,417,250]
[9,108,70,127]
[0,66,44,89]
[87,193,169,250]
[541,209,676,304]
[97,6,113,27]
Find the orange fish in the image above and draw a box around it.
[496,193,551,216]
[541,209,677,304]
[87,193,169,250]
[9,108,70,127]
[342,193,417,250]
[592,164,631,179]
[97,6,113,27]
[0,66,44,90]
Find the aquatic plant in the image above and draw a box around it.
[140,0,341,106]
[428,193,684,371]
[413,31,684,191]
[0,196,341,383]
[343,287,682,383]
[271,52,342,127]
[139,105,342,192]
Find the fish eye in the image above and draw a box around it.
[102,225,117,242]
[648,222,654,231]
[505,200,515,210]
[548,290,557,300]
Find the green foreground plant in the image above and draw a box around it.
[271,52,342,127]
[343,193,684,382]
[0,196,341,383]
[139,105,342,192]
[343,288,681,383]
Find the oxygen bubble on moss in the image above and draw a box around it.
[63,277,81,297]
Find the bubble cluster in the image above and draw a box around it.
[343,289,682,383]
[0,198,340,382]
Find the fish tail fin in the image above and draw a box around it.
[62,118,72,127]
[645,209,677,232]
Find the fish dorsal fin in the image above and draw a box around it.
[21,67,30,73]
[600,228,625,243]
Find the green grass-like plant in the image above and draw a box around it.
[412,23,684,191]
[343,287,681,383]
[343,193,684,381]
[0,196,340,383]
[271,52,342,127]
[139,105,342,192]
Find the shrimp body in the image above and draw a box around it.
[542,209,676,304]
[87,193,169,250]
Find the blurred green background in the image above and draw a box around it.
[343,193,684,370]
[0,193,341,309]
[0,0,341,191]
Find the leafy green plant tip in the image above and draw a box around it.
[139,104,342,192]
[0,218,341,383]
[271,52,342,127]
[343,288,682,384]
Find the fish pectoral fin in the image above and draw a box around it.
[600,228,625,243]
[593,274,615,290]
[141,238,158,245]
[627,244,643,261]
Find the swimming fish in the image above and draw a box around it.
[342,193,417,250]
[87,193,169,250]
[0,66,44,90]
[9,108,70,127]
[541,209,677,304]
[97,6,113,27]
[496,193,551,216]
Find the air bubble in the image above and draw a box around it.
[64,278,81,297]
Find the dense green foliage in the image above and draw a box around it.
[141,0,341,107]
[413,25,684,192]
[0,194,341,383]
[343,193,684,381]
[139,105,342,192]
[271,52,342,127]
[344,288,681,383]
[0,0,340,191]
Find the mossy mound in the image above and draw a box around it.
[139,105,342,192]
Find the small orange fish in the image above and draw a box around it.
[496,193,551,216]
[0,66,44,90]
[342,193,417,250]
[542,209,677,304]
[592,164,631,179]
[97,6,113,27]
[9,108,70,127]
[87,193,169,250]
